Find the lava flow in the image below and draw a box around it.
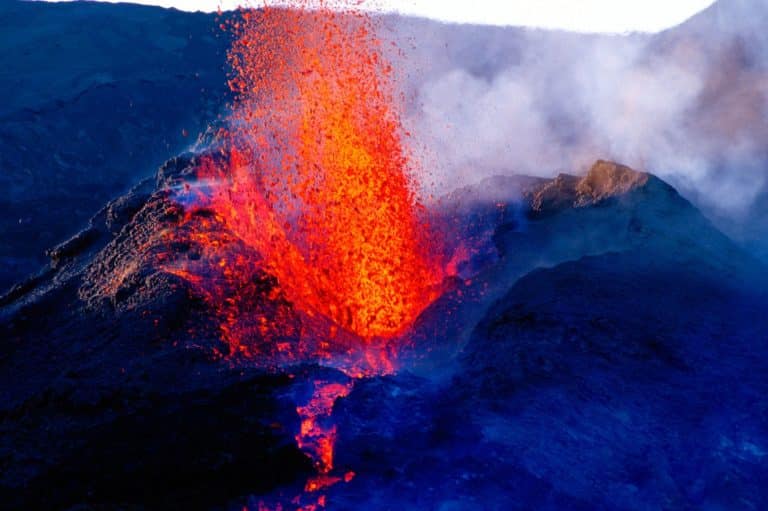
[163,1,446,508]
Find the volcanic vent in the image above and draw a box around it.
[166,4,445,355]
[158,3,448,508]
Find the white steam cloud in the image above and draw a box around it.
[390,0,768,227]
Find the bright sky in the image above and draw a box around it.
[45,0,717,33]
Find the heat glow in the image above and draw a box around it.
[163,2,446,508]
[210,3,443,343]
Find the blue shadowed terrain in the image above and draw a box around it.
[0,0,230,291]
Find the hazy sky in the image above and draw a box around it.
[45,0,716,33]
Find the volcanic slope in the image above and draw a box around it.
[0,0,229,292]
[1,158,767,509]
[333,161,768,510]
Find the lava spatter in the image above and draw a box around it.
[221,2,444,342]
[163,1,446,509]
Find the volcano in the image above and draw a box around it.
[3,0,768,510]
[3,154,768,509]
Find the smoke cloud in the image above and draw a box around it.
[387,0,768,231]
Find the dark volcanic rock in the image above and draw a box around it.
[330,163,768,510]
[408,159,738,368]
[4,373,310,510]
[0,0,230,292]
[0,153,314,510]
[2,153,767,510]
[447,248,768,509]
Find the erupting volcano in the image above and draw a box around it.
[9,1,768,510]
[163,2,447,508]
[175,2,444,349]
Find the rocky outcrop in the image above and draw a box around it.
[574,160,649,205]
[528,160,650,213]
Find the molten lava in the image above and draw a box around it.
[296,379,354,473]
[163,3,446,509]
[214,4,443,342]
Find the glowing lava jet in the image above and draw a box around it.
[166,2,445,509]
[214,3,444,343]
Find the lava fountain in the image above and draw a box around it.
[165,2,446,509]
[217,2,444,342]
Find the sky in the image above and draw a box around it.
[43,0,717,33]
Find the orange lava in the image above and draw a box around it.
[295,380,353,473]
[164,3,446,509]
[217,3,443,342]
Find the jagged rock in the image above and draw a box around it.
[528,160,650,213]
[574,160,649,206]
[105,178,154,234]
[528,174,582,213]
[46,227,102,268]
[156,153,202,189]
